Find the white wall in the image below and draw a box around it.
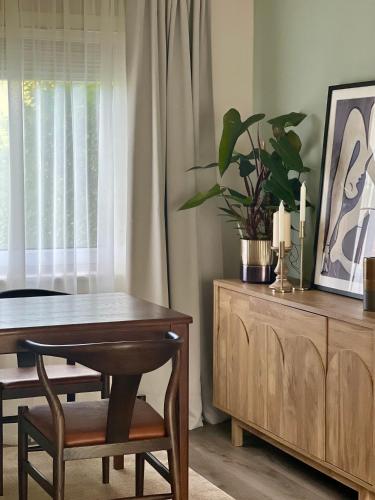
[211,0,254,276]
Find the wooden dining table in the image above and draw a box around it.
[0,292,192,499]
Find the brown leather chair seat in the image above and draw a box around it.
[0,364,101,390]
[25,398,166,447]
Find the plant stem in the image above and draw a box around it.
[244,176,253,197]
[257,124,263,156]
[247,129,260,176]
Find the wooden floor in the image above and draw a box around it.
[189,421,357,500]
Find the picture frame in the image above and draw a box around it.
[313,80,375,298]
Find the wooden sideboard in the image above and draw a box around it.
[213,279,375,500]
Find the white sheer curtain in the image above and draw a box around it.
[0,0,127,293]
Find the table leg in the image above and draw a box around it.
[172,322,189,500]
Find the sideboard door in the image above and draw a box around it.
[326,319,374,484]
[213,287,268,427]
[253,296,327,460]
[213,285,327,460]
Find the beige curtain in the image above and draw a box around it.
[124,0,224,428]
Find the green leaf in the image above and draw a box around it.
[242,113,266,131]
[178,184,225,210]
[219,207,242,220]
[286,130,302,152]
[219,109,265,176]
[227,188,252,206]
[270,136,304,172]
[239,157,255,177]
[187,162,218,171]
[268,112,306,129]
[260,150,296,209]
[268,112,306,139]
[232,151,252,161]
[288,177,302,201]
[260,149,281,171]
[264,178,295,210]
[218,206,247,225]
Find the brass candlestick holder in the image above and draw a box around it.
[293,221,309,292]
[269,241,293,293]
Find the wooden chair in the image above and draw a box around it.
[18,332,182,500]
[0,289,110,496]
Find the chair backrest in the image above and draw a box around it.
[0,289,68,367]
[24,332,182,443]
[0,288,67,299]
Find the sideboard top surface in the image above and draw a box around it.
[215,279,375,330]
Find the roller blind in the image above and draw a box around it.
[0,0,123,81]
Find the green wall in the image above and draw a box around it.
[254,0,375,278]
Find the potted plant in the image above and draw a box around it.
[179,108,309,283]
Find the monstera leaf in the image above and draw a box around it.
[219,109,265,176]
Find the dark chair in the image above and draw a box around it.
[0,289,110,496]
[18,332,182,500]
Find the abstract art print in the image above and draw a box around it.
[314,81,375,298]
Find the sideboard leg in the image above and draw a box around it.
[231,418,243,447]
[359,488,375,500]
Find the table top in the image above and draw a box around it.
[0,292,192,332]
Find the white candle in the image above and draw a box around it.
[272,212,278,247]
[300,182,306,222]
[273,209,291,247]
[279,201,285,243]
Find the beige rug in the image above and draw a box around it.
[3,447,233,499]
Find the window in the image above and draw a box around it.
[0,1,127,291]
[0,80,100,251]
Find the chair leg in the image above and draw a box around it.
[66,393,75,403]
[53,457,65,500]
[168,445,181,500]
[100,375,118,474]
[102,457,109,484]
[168,438,182,500]
[18,408,28,500]
[0,393,3,497]
[135,453,145,496]
[113,455,124,470]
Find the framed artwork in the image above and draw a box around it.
[314,81,375,298]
